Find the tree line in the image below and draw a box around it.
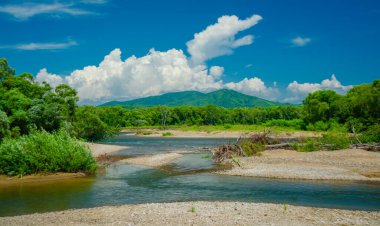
[1,58,379,143]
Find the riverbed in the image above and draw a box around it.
[1,132,380,218]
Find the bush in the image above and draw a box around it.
[239,140,264,156]
[359,124,380,143]
[0,130,97,176]
[263,119,304,130]
[293,138,320,152]
[320,132,351,150]
[162,132,173,136]
[135,131,153,135]
[223,124,232,129]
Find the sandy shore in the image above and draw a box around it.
[125,129,320,139]
[119,153,183,167]
[217,149,380,181]
[84,142,128,157]
[1,201,379,225]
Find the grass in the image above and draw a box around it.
[162,132,173,136]
[239,140,264,156]
[135,131,153,135]
[201,154,211,159]
[293,132,351,152]
[0,129,97,176]
[190,207,196,213]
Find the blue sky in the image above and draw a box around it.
[1,0,379,104]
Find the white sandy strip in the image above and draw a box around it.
[84,143,128,157]
[218,163,372,181]
[1,201,379,226]
[119,153,183,167]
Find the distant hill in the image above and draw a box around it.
[98,89,289,108]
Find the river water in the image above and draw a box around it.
[1,133,379,216]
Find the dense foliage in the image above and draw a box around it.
[0,129,97,176]
[302,80,380,135]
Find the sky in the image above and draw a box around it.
[1,0,379,104]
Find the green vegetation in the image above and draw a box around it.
[239,140,265,156]
[99,89,288,108]
[0,58,113,176]
[162,131,173,136]
[201,154,211,159]
[0,130,97,176]
[135,131,153,135]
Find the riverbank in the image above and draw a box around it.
[84,142,128,157]
[1,201,379,225]
[217,149,380,182]
[0,142,127,185]
[124,128,320,139]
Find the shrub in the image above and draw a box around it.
[293,138,320,152]
[223,124,232,129]
[320,132,351,150]
[136,131,153,135]
[239,140,264,156]
[263,119,304,130]
[162,132,173,136]
[359,124,380,143]
[0,130,97,176]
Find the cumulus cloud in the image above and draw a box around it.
[36,48,225,102]
[225,77,279,101]
[209,66,224,78]
[0,1,103,20]
[0,40,78,51]
[291,36,311,47]
[186,15,262,65]
[36,48,283,104]
[285,75,352,102]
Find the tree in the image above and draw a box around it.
[0,110,10,140]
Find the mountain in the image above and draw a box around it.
[98,89,289,108]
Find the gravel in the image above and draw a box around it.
[1,201,379,226]
[216,149,380,181]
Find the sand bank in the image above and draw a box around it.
[84,142,128,157]
[216,149,380,181]
[119,153,183,167]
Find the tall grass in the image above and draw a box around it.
[0,130,97,176]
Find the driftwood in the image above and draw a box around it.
[265,143,292,150]
[351,143,380,152]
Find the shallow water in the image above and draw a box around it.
[1,135,380,217]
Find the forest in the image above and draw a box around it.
[0,58,379,175]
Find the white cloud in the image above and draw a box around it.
[291,36,311,47]
[209,66,224,78]
[285,74,352,102]
[0,2,98,20]
[225,77,279,101]
[36,48,282,104]
[37,48,225,103]
[35,68,64,87]
[186,14,262,65]
[2,40,78,51]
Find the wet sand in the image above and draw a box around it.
[84,142,128,157]
[1,201,379,226]
[119,153,183,167]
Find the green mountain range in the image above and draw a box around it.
[99,89,289,108]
